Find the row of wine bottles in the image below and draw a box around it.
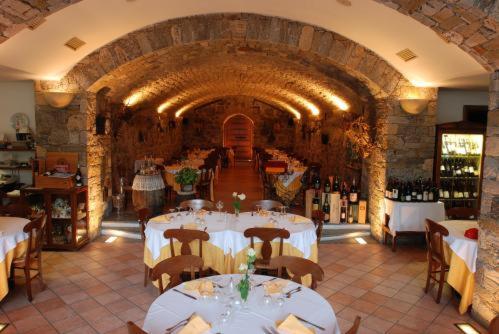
[385,178,438,202]
[439,179,479,200]
[440,157,480,178]
[311,176,359,204]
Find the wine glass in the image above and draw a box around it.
[175,206,182,217]
[255,204,262,215]
[216,201,224,221]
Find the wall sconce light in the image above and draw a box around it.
[399,98,429,115]
[42,92,75,108]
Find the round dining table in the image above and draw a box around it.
[0,216,30,300]
[144,211,318,288]
[142,274,341,334]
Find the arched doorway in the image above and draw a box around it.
[223,114,254,162]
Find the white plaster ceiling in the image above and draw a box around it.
[0,0,489,88]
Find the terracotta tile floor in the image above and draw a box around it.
[0,165,487,333]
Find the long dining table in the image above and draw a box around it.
[0,216,30,300]
[143,211,318,288]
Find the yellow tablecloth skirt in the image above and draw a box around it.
[144,241,318,289]
[275,175,302,204]
[0,240,28,300]
[444,242,475,314]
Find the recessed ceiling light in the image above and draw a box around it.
[396,48,417,62]
[64,37,86,51]
[336,0,352,6]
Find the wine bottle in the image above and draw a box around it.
[416,179,423,202]
[349,178,358,204]
[340,198,347,224]
[348,205,354,224]
[341,181,348,200]
[423,179,429,202]
[411,181,417,201]
[392,178,399,200]
[405,182,412,202]
[75,164,83,187]
[324,178,331,193]
[333,176,340,193]
[323,194,330,223]
[429,180,435,202]
[312,191,320,211]
[313,176,321,190]
[443,180,450,199]
[463,179,470,199]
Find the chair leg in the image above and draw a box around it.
[436,267,445,304]
[392,235,397,252]
[8,263,15,289]
[424,261,432,294]
[24,268,32,302]
[383,231,388,245]
[144,264,149,287]
[38,257,46,291]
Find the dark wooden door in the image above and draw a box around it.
[224,115,253,161]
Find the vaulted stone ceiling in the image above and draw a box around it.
[91,41,372,120]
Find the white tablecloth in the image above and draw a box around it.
[0,217,29,263]
[439,220,478,273]
[384,198,445,234]
[145,212,316,261]
[278,167,307,188]
[143,274,340,334]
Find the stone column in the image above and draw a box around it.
[472,71,499,327]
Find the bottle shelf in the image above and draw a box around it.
[439,176,479,179]
[441,154,481,158]
[440,198,478,201]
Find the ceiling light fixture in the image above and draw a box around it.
[123,91,144,107]
[396,48,417,62]
[157,101,172,113]
[42,91,75,108]
[175,105,191,118]
[302,100,320,116]
[399,98,429,115]
[329,94,349,111]
[27,16,46,30]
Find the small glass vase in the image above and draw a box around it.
[233,207,240,217]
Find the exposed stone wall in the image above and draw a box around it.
[112,108,183,188]
[182,97,295,150]
[472,71,499,327]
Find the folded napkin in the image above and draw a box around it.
[277,314,315,334]
[178,314,211,334]
[289,215,309,224]
[263,279,288,295]
[182,223,199,230]
[184,280,214,296]
[262,221,277,228]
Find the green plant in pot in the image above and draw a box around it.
[174,167,198,192]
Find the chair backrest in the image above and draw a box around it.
[311,210,324,243]
[269,255,324,289]
[23,213,46,262]
[1,202,32,218]
[244,227,290,263]
[136,207,151,241]
[163,228,210,257]
[252,200,283,211]
[179,199,214,211]
[425,219,449,265]
[198,168,213,184]
[489,315,499,334]
[384,213,390,228]
[446,207,478,220]
[127,321,147,334]
[150,255,204,293]
[345,316,361,334]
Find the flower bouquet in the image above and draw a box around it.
[232,192,246,216]
[237,248,256,302]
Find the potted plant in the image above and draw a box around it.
[174,167,198,192]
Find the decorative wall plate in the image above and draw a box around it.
[10,113,29,131]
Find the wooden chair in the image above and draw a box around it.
[179,199,214,211]
[127,321,147,334]
[150,255,204,294]
[11,213,47,301]
[269,255,324,290]
[382,213,396,251]
[311,210,324,244]
[244,227,290,273]
[196,168,213,200]
[424,218,450,304]
[489,315,499,334]
[345,316,361,334]
[446,207,478,220]
[163,228,210,257]
[137,207,151,286]
[251,200,283,211]
[0,202,32,218]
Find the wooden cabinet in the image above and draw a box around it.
[21,186,89,250]
[0,145,36,190]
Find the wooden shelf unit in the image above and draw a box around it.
[21,186,89,251]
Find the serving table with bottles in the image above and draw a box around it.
[383,198,445,251]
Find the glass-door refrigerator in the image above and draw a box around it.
[435,121,486,211]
